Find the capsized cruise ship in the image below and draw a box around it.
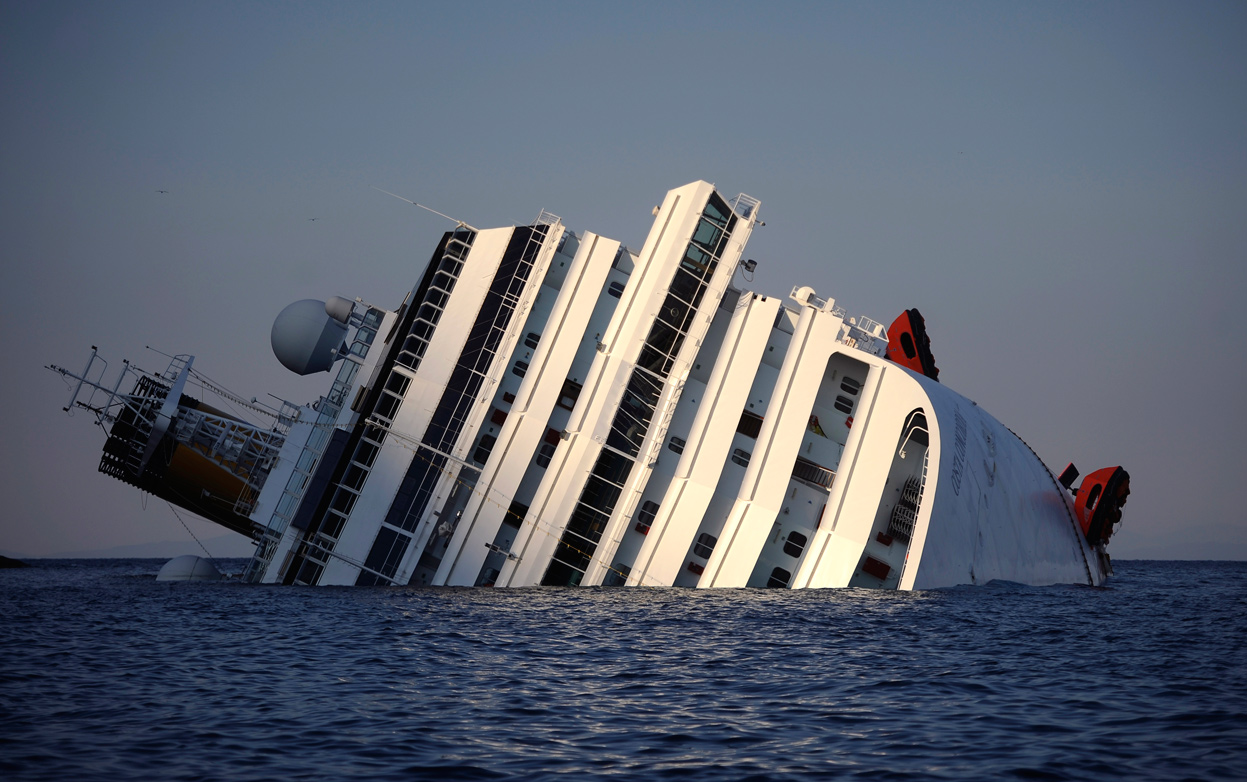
[49,181,1130,589]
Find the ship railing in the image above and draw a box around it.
[534,209,562,227]
[837,315,889,357]
[242,400,344,582]
[792,456,835,490]
[172,408,286,492]
[730,193,761,221]
[161,354,192,382]
[895,448,930,589]
[644,375,686,468]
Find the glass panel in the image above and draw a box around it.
[580,476,623,513]
[667,268,701,306]
[644,318,680,357]
[703,192,731,227]
[343,464,367,491]
[594,448,634,486]
[767,567,791,588]
[680,244,712,277]
[330,488,357,516]
[355,440,379,468]
[691,217,724,254]
[374,392,401,421]
[564,509,609,545]
[336,360,359,385]
[693,533,717,559]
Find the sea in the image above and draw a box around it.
[1,559,1243,781]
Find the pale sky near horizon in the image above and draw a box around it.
[2,1,1244,560]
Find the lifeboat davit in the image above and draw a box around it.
[885,308,939,381]
[1072,466,1131,545]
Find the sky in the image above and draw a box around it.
[2,1,1244,560]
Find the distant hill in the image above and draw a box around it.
[11,533,257,559]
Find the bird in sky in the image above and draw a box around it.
[308,217,321,222]
[156,190,169,194]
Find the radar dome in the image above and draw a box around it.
[156,555,222,582]
[271,299,349,375]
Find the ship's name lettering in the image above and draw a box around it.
[950,408,968,496]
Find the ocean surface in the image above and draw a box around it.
[1,559,1243,781]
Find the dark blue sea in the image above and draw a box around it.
[2,559,1244,781]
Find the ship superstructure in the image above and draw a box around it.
[50,181,1127,589]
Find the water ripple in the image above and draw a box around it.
[1,559,1245,781]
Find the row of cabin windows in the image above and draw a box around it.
[667,439,752,467]
[693,533,717,559]
[508,365,582,411]
[535,428,560,469]
[395,238,472,372]
[317,424,388,543]
[834,376,863,414]
[542,195,737,585]
[635,500,659,534]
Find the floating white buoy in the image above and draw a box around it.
[156,555,222,582]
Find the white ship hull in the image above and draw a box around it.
[50,181,1122,590]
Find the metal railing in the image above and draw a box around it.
[792,456,835,490]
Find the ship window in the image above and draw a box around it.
[524,332,540,349]
[343,464,367,491]
[490,408,507,426]
[607,280,626,299]
[336,360,359,386]
[731,448,751,468]
[603,563,630,587]
[502,392,516,404]
[374,392,402,421]
[363,308,383,327]
[737,411,763,439]
[426,289,449,310]
[635,500,659,535]
[356,326,377,345]
[693,533,717,559]
[355,440,379,468]
[504,500,528,528]
[473,434,497,465]
[512,361,528,378]
[667,268,701,306]
[330,489,357,516]
[834,395,854,414]
[535,440,557,469]
[385,372,411,396]
[668,436,686,455]
[681,244,712,277]
[840,377,861,395]
[691,217,725,254]
[767,567,792,588]
[362,424,387,446]
[556,379,582,411]
[322,512,347,540]
[783,531,808,558]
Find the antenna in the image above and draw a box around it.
[370,186,473,229]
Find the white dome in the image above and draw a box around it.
[271,299,349,375]
[156,555,222,582]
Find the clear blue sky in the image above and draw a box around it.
[3,1,1244,559]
